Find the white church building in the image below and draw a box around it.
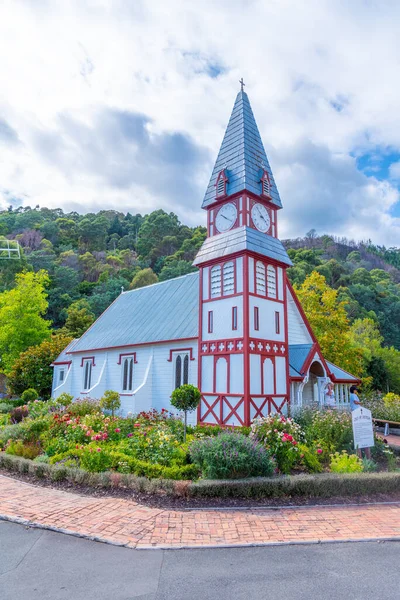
[52,89,358,425]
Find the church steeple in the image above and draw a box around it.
[202,89,282,210]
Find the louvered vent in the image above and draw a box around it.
[256,261,266,295]
[263,178,270,196]
[217,177,225,196]
[267,265,277,298]
[211,265,222,297]
[223,262,235,295]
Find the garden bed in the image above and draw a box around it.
[1,452,400,509]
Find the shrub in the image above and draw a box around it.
[10,406,29,423]
[330,451,363,473]
[250,414,304,474]
[307,410,353,453]
[0,402,13,414]
[189,431,274,479]
[21,389,39,403]
[6,440,42,460]
[68,397,101,416]
[362,457,378,472]
[171,384,201,441]
[57,392,73,407]
[100,390,121,417]
[297,443,323,473]
[383,392,400,408]
[79,444,113,472]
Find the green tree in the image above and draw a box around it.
[129,268,158,290]
[62,299,95,337]
[7,333,73,398]
[100,390,121,417]
[159,260,196,281]
[0,271,51,374]
[294,272,364,377]
[170,384,201,441]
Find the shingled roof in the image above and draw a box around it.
[202,90,282,209]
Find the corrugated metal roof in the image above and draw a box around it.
[289,344,313,375]
[326,361,358,382]
[52,339,80,364]
[193,226,292,267]
[69,273,200,353]
[202,90,282,209]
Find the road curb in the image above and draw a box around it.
[1,513,399,551]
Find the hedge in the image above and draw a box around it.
[1,452,400,499]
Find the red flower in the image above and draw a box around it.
[115,428,121,433]
[134,423,141,428]
[317,448,323,455]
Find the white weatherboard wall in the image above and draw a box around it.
[52,340,199,424]
[202,297,244,340]
[287,287,313,345]
[249,296,285,341]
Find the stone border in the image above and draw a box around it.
[1,452,400,500]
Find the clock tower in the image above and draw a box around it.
[193,87,293,426]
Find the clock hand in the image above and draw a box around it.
[256,207,267,224]
[220,214,230,221]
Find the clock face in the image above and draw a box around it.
[251,203,271,233]
[215,202,237,233]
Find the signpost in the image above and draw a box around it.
[352,406,374,453]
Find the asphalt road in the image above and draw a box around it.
[1,520,399,600]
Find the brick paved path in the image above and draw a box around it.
[0,475,399,548]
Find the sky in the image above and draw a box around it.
[0,0,400,246]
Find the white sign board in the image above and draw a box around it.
[352,407,374,450]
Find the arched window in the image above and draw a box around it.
[223,261,235,295]
[267,265,277,298]
[256,261,266,295]
[175,355,182,389]
[216,170,228,197]
[210,265,222,297]
[183,354,189,385]
[83,361,92,391]
[122,357,134,392]
[174,353,190,388]
[261,171,271,197]
[215,357,228,393]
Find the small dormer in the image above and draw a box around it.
[215,169,228,198]
[260,170,271,198]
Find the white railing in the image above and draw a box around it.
[0,239,21,260]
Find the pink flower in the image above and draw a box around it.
[96,448,101,452]
[86,431,91,437]
[134,423,141,428]
[127,433,133,438]
[115,428,121,433]
[317,448,323,455]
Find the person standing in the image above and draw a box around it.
[324,382,336,408]
[349,385,362,411]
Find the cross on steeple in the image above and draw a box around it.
[239,77,245,92]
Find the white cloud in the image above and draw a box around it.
[0,0,400,244]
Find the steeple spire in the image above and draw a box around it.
[202,90,282,210]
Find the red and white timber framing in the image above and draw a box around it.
[197,251,290,427]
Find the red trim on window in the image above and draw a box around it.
[52,361,72,367]
[208,310,213,333]
[80,356,96,367]
[232,306,238,331]
[167,347,195,362]
[254,306,259,331]
[215,169,229,199]
[260,170,272,199]
[117,352,138,365]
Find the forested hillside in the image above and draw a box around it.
[1,206,400,393]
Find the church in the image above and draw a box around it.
[52,88,358,426]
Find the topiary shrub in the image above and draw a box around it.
[99,390,121,417]
[21,388,39,403]
[171,384,201,442]
[189,431,274,479]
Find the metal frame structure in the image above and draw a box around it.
[0,239,21,259]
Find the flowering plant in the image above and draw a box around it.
[250,414,304,474]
